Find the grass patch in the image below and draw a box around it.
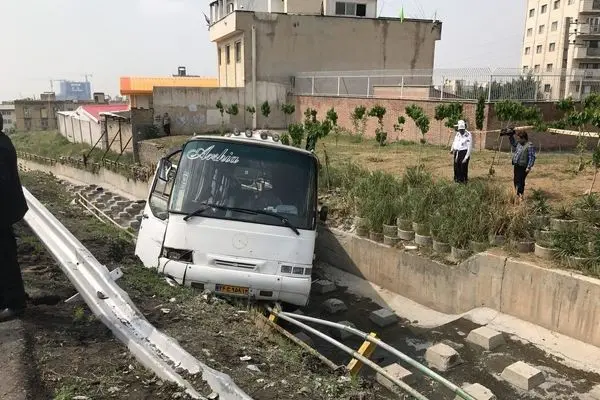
[11,130,134,165]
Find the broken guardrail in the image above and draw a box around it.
[23,187,253,400]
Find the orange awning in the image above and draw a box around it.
[120,76,218,95]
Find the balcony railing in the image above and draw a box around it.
[578,24,600,34]
[580,0,600,12]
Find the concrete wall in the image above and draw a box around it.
[18,158,150,200]
[58,113,103,149]
[105,118,133,154]
[316,227,600,347]
[152,82,288,135]
[211,11,441,87]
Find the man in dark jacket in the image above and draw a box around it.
[509,130,536,202]
[0,114,28,321]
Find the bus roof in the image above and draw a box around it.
[187,131,316,157]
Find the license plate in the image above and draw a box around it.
[215,284,249,295]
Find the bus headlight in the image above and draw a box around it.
[162,247,193,262]
[245,130,253,138]
[272,133,280,142]
[292,267,304,275]
[281,265,292,273]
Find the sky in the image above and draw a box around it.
[0,0,525,100]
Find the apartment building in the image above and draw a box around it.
[522,0,600,99]
[208,0,442,88]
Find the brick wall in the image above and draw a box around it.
[294,95,481,147]
[294,95,581,151]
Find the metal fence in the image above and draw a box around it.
[293,68,600,102]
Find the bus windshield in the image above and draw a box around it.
[169,139,318,230]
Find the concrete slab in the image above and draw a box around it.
[425,343,460,371]
[322,298,347,314]
[313,279,336,294]
[466,326,505,351]
[501,361,545,390]
[369,308,399,328]
[376,363,415,392]
[455,383,496,400]
[293,332,314,347]
[330,321,356,340]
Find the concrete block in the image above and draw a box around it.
[501,361,545,390]
[425,343,460,371]
[466,326,505,351]
[313,280,336,294]
[293,332,314,347]
[588,385,600,399]
[369,308,399,328]
[376,363,415,391]
[129,220,141,230]
[330,321,355,340]
[323,298,347,314]
[455,383,496,400]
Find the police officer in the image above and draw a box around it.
[450,120,473,183]
[0,114,28,322]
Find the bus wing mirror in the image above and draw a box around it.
[319,205,329,222]
[158,158,173,182]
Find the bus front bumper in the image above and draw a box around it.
[159,258,311,307]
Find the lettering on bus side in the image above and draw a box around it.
[186,145,240,164]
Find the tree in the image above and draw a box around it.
[245,105,256,130]
[457,74,543,101]
[393,116,406,141]
[288,123,304,147]
[216,100,225,134]
[326,107,341,146]
[281,103,295,129]
[260,101,271,129]
[368,105,387,146]
[225,103,239,131]
[405,104,430,166]
[351,105,367,140]
[304,108,332,152]
[475,96,486,151]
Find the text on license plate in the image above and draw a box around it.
[215,284,249,295]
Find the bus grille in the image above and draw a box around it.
[213,259,257,270]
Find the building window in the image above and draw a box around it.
[527,28,533,36]
[544,84,552,92]
[554,0,560,9]
[547,63,554,71]
[568,0,574,4]
[534,64,541,72]
[41,118,48,130]
[549,42,556,51]
[235,41,241,63]
[227,2,234,13]
[536,45,543,53]
[226,45,231,64]
[551,21,558,31]
[523,65,529,72]
[541,4,547,13]
[529,8,535,17]
[23,107,31,117]
[525,46,531,55]
[539,24,545,34]
[218,47,222,65]
[335,2,367,17]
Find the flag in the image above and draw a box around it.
[399,7,404,22]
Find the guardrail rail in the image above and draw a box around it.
[23,187,253,400]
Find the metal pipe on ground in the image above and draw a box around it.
[254,314,340,371]
[267,307,429,400]
[276,311,477,400]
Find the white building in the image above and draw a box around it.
[0,102,16,132]
[522,0,600,99]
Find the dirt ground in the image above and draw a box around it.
[16,172,383,400]
[317,135,594,206]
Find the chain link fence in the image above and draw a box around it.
[293,68,600,102]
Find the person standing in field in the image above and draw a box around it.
[509,130,536,202]
[0,114,28,322]
[450,120,472,183]
[162,112,171,136]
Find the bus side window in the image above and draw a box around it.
[149,171,175,220]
